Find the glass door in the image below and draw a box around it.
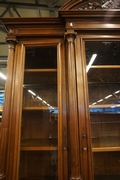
[19,46,58,180]
[85,41,120,180]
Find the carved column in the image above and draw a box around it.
[0,37,17,179]
[65,31,82,180]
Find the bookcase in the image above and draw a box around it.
[0,1,120,180]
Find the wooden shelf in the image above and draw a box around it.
[90,104,120,108]
[91,65,120,68]
[21,139,58,151]
[91,120,120,124]
[90,112,120,115]
[92,146,120,152]
[25,68,57,72]
[23,106,52,111]
[20,176,56,180]
[92,136,120,153]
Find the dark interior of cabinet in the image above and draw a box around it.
[86,41,120,180]
[88,68,120,106]
[21,110,58,144]
[85,42,120,66]
[93,152,120,180]
[91,113,120,148]
[25,46,57,69]
[19,110,58,180]
[19,151,58,180]
[90,100,120,180]
[19,46,58,180]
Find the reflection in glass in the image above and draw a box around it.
[85,41,120,180]
[19,46,58,180]
[25,46,57,69]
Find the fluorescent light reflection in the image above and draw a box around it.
[114,90,120,94]
[28,89,54,109]
[37,96,42,101]
[91,90,120,106]
[86,54,97,73]
[43,100,47,104]
[92,102,97,105]
[110,104,120,109]
[116,104,120,107]
[97,99,103,103]
[28,90,36,96]
[104,94,112,99]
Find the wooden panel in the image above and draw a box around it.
[19,151,58,180]
[91,114,120,149]
[93,152,120,176]
[66,33,81,180]
[93,147,120,152]
[76,36,94,180]
[21,111,58,140]
[94,175,120,180]
[5,43,25,180]
[21,139,58,151]
[0,40,18,177]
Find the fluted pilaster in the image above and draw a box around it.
[65,31,82,180]
[0,37,17,179]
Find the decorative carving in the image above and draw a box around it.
[74,0,120,10]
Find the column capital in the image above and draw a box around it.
[65,30,77,43]
[5,36,18,50]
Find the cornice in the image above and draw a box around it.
[0,17,65,37]
[59,9,120,18]
[0,17,63,26]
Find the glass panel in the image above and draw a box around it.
[19,46,58,180]
[25,47,57,69]
[85,41,120,180]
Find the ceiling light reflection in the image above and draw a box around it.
[28,89,54,109]
[28,90,36,96]
[104,94,112,99]
[92,102,97,105]
[97,99,103,103]
[114,90,120,94]
[91,90,120,106]
[86,54,97,73]
[37,96,42,101]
